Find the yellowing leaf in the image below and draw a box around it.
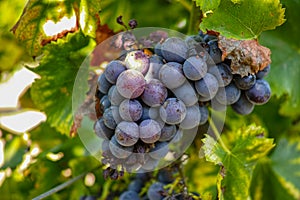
[202,125,275,199]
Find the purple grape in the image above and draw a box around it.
[94,118,114,140]
[159,124,176,142]
[141,155,160,171]
[115,121,139,146]
[139,119,161,144]
[161,37,188,63]
[109,136,133,159]
[103,107,118,129]
[100,95,111,111]
[104,60,126,84]
[183,56,207,81]
[158,62,185,89]
[120,190,140,200]
[179,104,201,129]
[119,99,143,121]
[159,98,186,124]
[125,50,150,75]
[147,182,166,200]
[195,73,219,99]
[199,105,209,125]
[215,83,241,105]
[97,73,112,94]
[108,85,125,106]
[245,79,271,105]
[142,79,168,107]
[256,65,270,79]
[208,41,222,64]
[149,142,169,160]
[233,74,256,90]
[116,69,146,99]
[208,63,233,87]
[232,92,254,115]
[145,55,164,80]
[172,80,198,106]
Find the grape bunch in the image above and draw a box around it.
[119,167,199,200]
[94,30,272,177]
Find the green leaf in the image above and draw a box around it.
[202,125,275,200]
[260,0,300,118]
[194,0,221,12]
[200,0,285,39]
[79,0,101,37]
[1,135,28,169]
[270,139,300,195]
[250,158,297,200]
[30,32,90,135]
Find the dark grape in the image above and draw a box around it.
[149,142,169,160]
[115,121,139,146]
[142,79,168,107]
[139,119,161,144]
[195,72,219,100]
[199,105,209,125]
[119,99,143,121]
[116,69,146,99]
[161,37,188,63]
[159,62,185,89]
[109,136,133,159]
[120,190,140,200]
[183,56,207,81]
[208,63,233,87]
[208,40,222,64]
[145,55,164,80]
[147,182,166,200]
[160,98,186,124]
[233,74,256,90]
[245,79,271,105]
[159,124,176,142]
[94,118,114,140]
[100,95,111,111]
[215,83,241,105]
[98,73,112,94]
[256,65,270,79]
[108,85,125,106]
[104,60,126,84]
[232,92,254,115]
[180,104,201,129]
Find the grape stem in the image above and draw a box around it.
[188,1,201,35]
[208,117,231,154]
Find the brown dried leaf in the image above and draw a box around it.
[218,36,271,77]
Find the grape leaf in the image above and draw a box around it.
[30,32,90,135]
[270,139,300,195]
[194,0,221,12]
[79,0,101,37]
[1,135,28,169]
[260,0,300,118]
[202,125,275,199]
[250,158,297,200]
[200,0,286,39]
[11,0,75,56]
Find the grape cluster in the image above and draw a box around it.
[119,167,199,200]
[94,30,271,176]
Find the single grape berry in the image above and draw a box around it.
[245,79,271,105]
[160,98,186,124]
[94,118,114,140]
[208,63,233,87]
[115,121,139,146]
[125,50,150,75]
[139,119,161,144]
[161,37,188,63]
[256,65,270,79]
[147,182,166,200]
[183,56,207,81]
[159,62,185,89]
[119,99,143,121]
[128,19,138,29]
[97,73,112,94]
[116,69,146,99]
[195,72,219,100]
[215,82,241,105]
[142,79,168,107]
[233,74,256,90]
[104,60,126,84]
[120,190,140,200]
[109,136,133,159]
[232,92,255,115]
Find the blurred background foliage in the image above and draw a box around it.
[0,0,299,200]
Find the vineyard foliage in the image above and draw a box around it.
[0,0,299,200]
